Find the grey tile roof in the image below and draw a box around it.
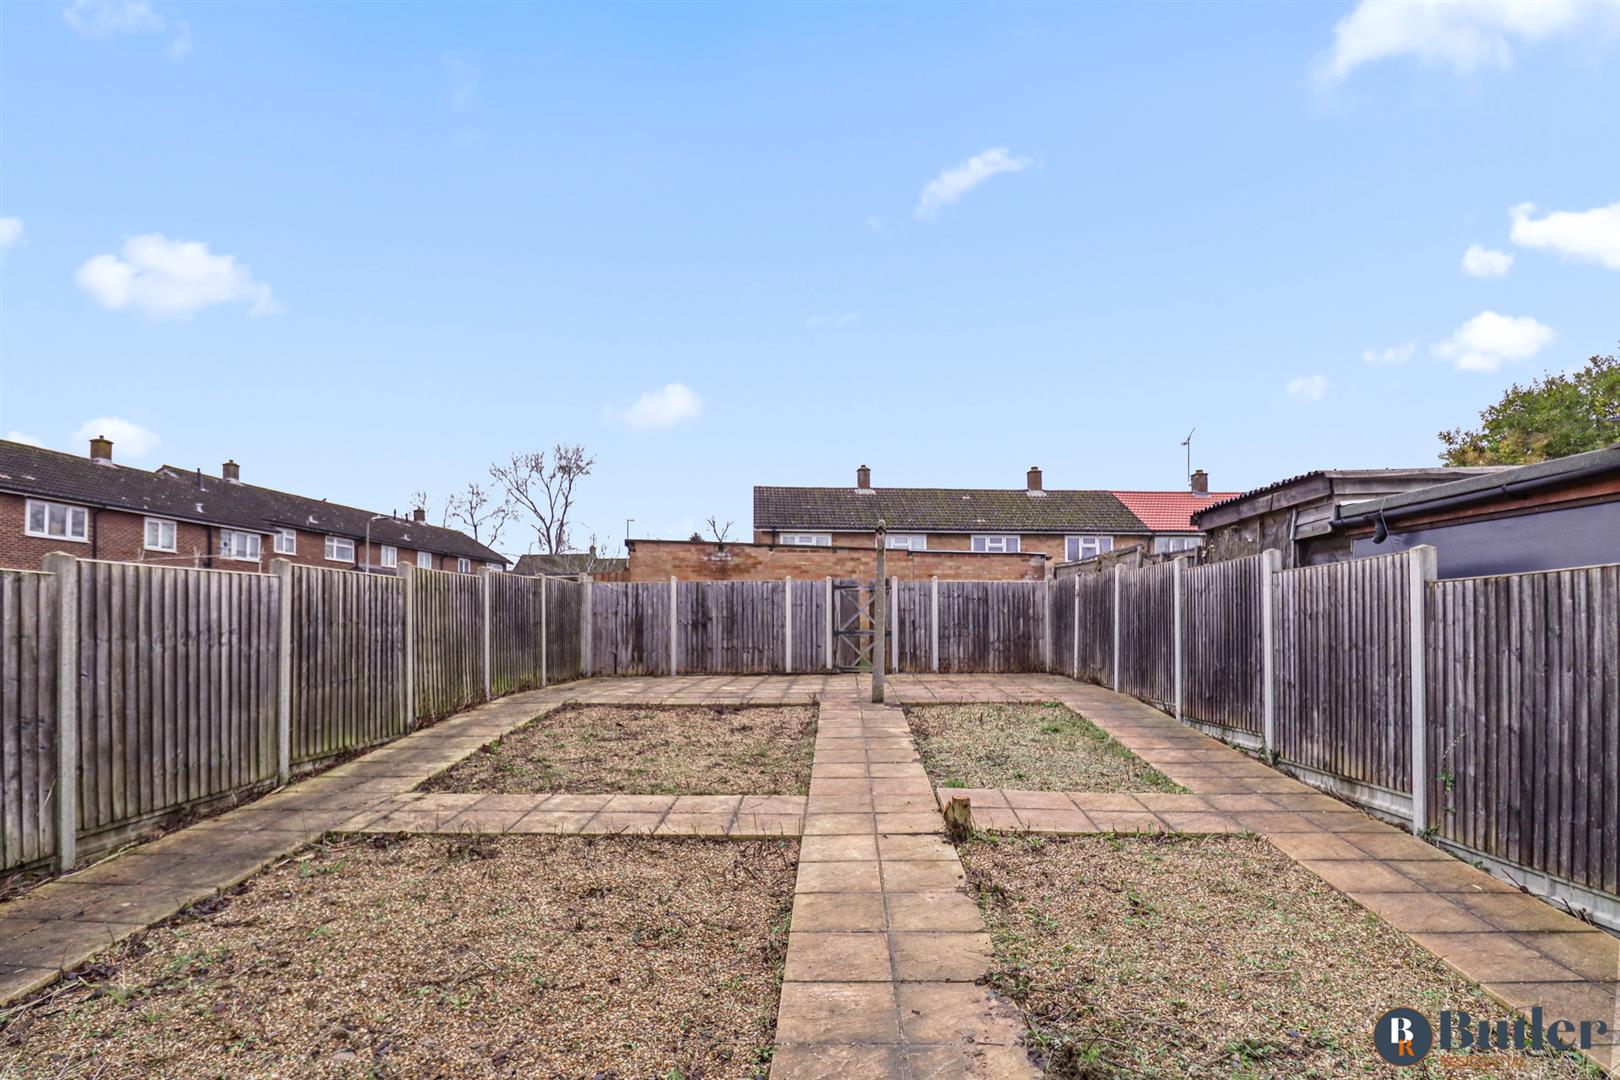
[0,440,503,564]
[753,485,1149,534]
[512,553,628,576]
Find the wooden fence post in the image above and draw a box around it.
[783,576,792,674]
[873,527,886,702]
[539,574,548,687]
[42,552,78,873]
[669,576,678,676]
[481,570,493,700]
[581,575,593,677]
[1408,545,1437,836]
[930,575,939,673]
[273,558,293,785]
[402,563,417,722]
[1260,549,1280,756]
[824,577,833,673]
[1112,565,1122,692]
[1172,557,1184,722]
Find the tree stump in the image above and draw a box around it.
[943,795,973,841]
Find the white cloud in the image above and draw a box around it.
[62,1,192,58]
[4,431,44,447]
[1317,0,1620,84]
[72,417,161,458]
[610,383,702,430]
[915,147,1032,220]
[1431,310,1555,372]
[1509,201,1620,270]
[1286,375,1328,402]
[75,234,279,319]
[0,217,22,250]
[807,313,858,329]
[1461,244,1513,277]
[1362,342,1415,366]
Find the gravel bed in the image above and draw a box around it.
[959,833,1597,1078]
[419,703,816,795]
[0,834,797,1078]
[907,703,1182,793]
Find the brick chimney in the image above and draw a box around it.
[222,460,241,484]
[856,464,871,489]
[413,506,426,523]
[1190,469,1208,494]
[88,435,113,462]
[1026,466,1042,492]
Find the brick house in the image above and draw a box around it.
[753,465,1236,563]
[620,537,1047,582]
[0,437,505,574]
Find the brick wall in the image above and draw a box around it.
[621,538,1047,581]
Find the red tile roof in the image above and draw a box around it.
[1110,490,1241,533]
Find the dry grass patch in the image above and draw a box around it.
[419,703,816,795]
[0,834,796,1079]
[907,703,1181,793]
[960,833,1598,1079]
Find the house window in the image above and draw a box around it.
[972,534,1020,553]
[24,499,89,543]
[325,536,356,562]
[380,545,398,569]
[417,550,432,569]
[486,562,503,572]
[780,533,832,546]
[219,530,262,561]
[1065,535,1114,561]
[1152,535,1203,554]
[886,534,927,551]
[456,557,471,573]
[144,517,177,553]
[272,528,297,555]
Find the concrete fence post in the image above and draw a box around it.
[401,563,417,723]
[581,575,593,677]
[873,527,886,702]
[1043,577,1053,674]
[539,574,548,687]
[891,576,900,673]
[481,569,493,701]
[1112,564,1122,692]
[42,552,79,874]
[272,558,293,785]
[1408,545,1438,836]
[783,576,793,674]
[824,577,834,673]
[669,576,678,676]
[930,575,940,673]
[1071,578,1080,680]
[1172,557,1184,722]
[1259,549,1280,756]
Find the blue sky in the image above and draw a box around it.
[2,1,1617,558]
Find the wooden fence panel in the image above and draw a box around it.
[895,581,931,672]
[1117,562,1176,707]
[676,581,785,674]
[935,581,1044,673]
[1182,556,1264,735]
[489,572,543,694]
[1273,551,1411,793]
[789,579,828,672]
[0,570,57,872]
[591,582,671,676]
[1075,569,1114,685]
[544,578,584,682]
[75,560,278,838]
[289,565,405,764]
[1048,576,1075,677]
[1428,565,1618,896]
[412,568,483,720]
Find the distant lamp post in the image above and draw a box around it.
[625,518,634,555]
[363,513,395,573]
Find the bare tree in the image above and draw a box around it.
[409,490,431,519]
[444,482,514,546]
[706,515,734,547]
[491,444,596,554]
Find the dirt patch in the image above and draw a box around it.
[0,834,797,1079]
[959,833,1595,1078]
[907,703,1182,793]
[419,704,817,796]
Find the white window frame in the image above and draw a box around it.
[1065,534,1114,561]
[24,499,90,544]
[379,544,398,569]
[972,534,1020,553]
[486,562,503,572]
[272,527,297,555]
[417,550,433,569]
[325,535,356,563]
[143,517,177,553]
[780,533,832,547]
[885,534,927,551]
[219,529,262,562]
[1152,535,1203,555]
[456,557,471,574]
